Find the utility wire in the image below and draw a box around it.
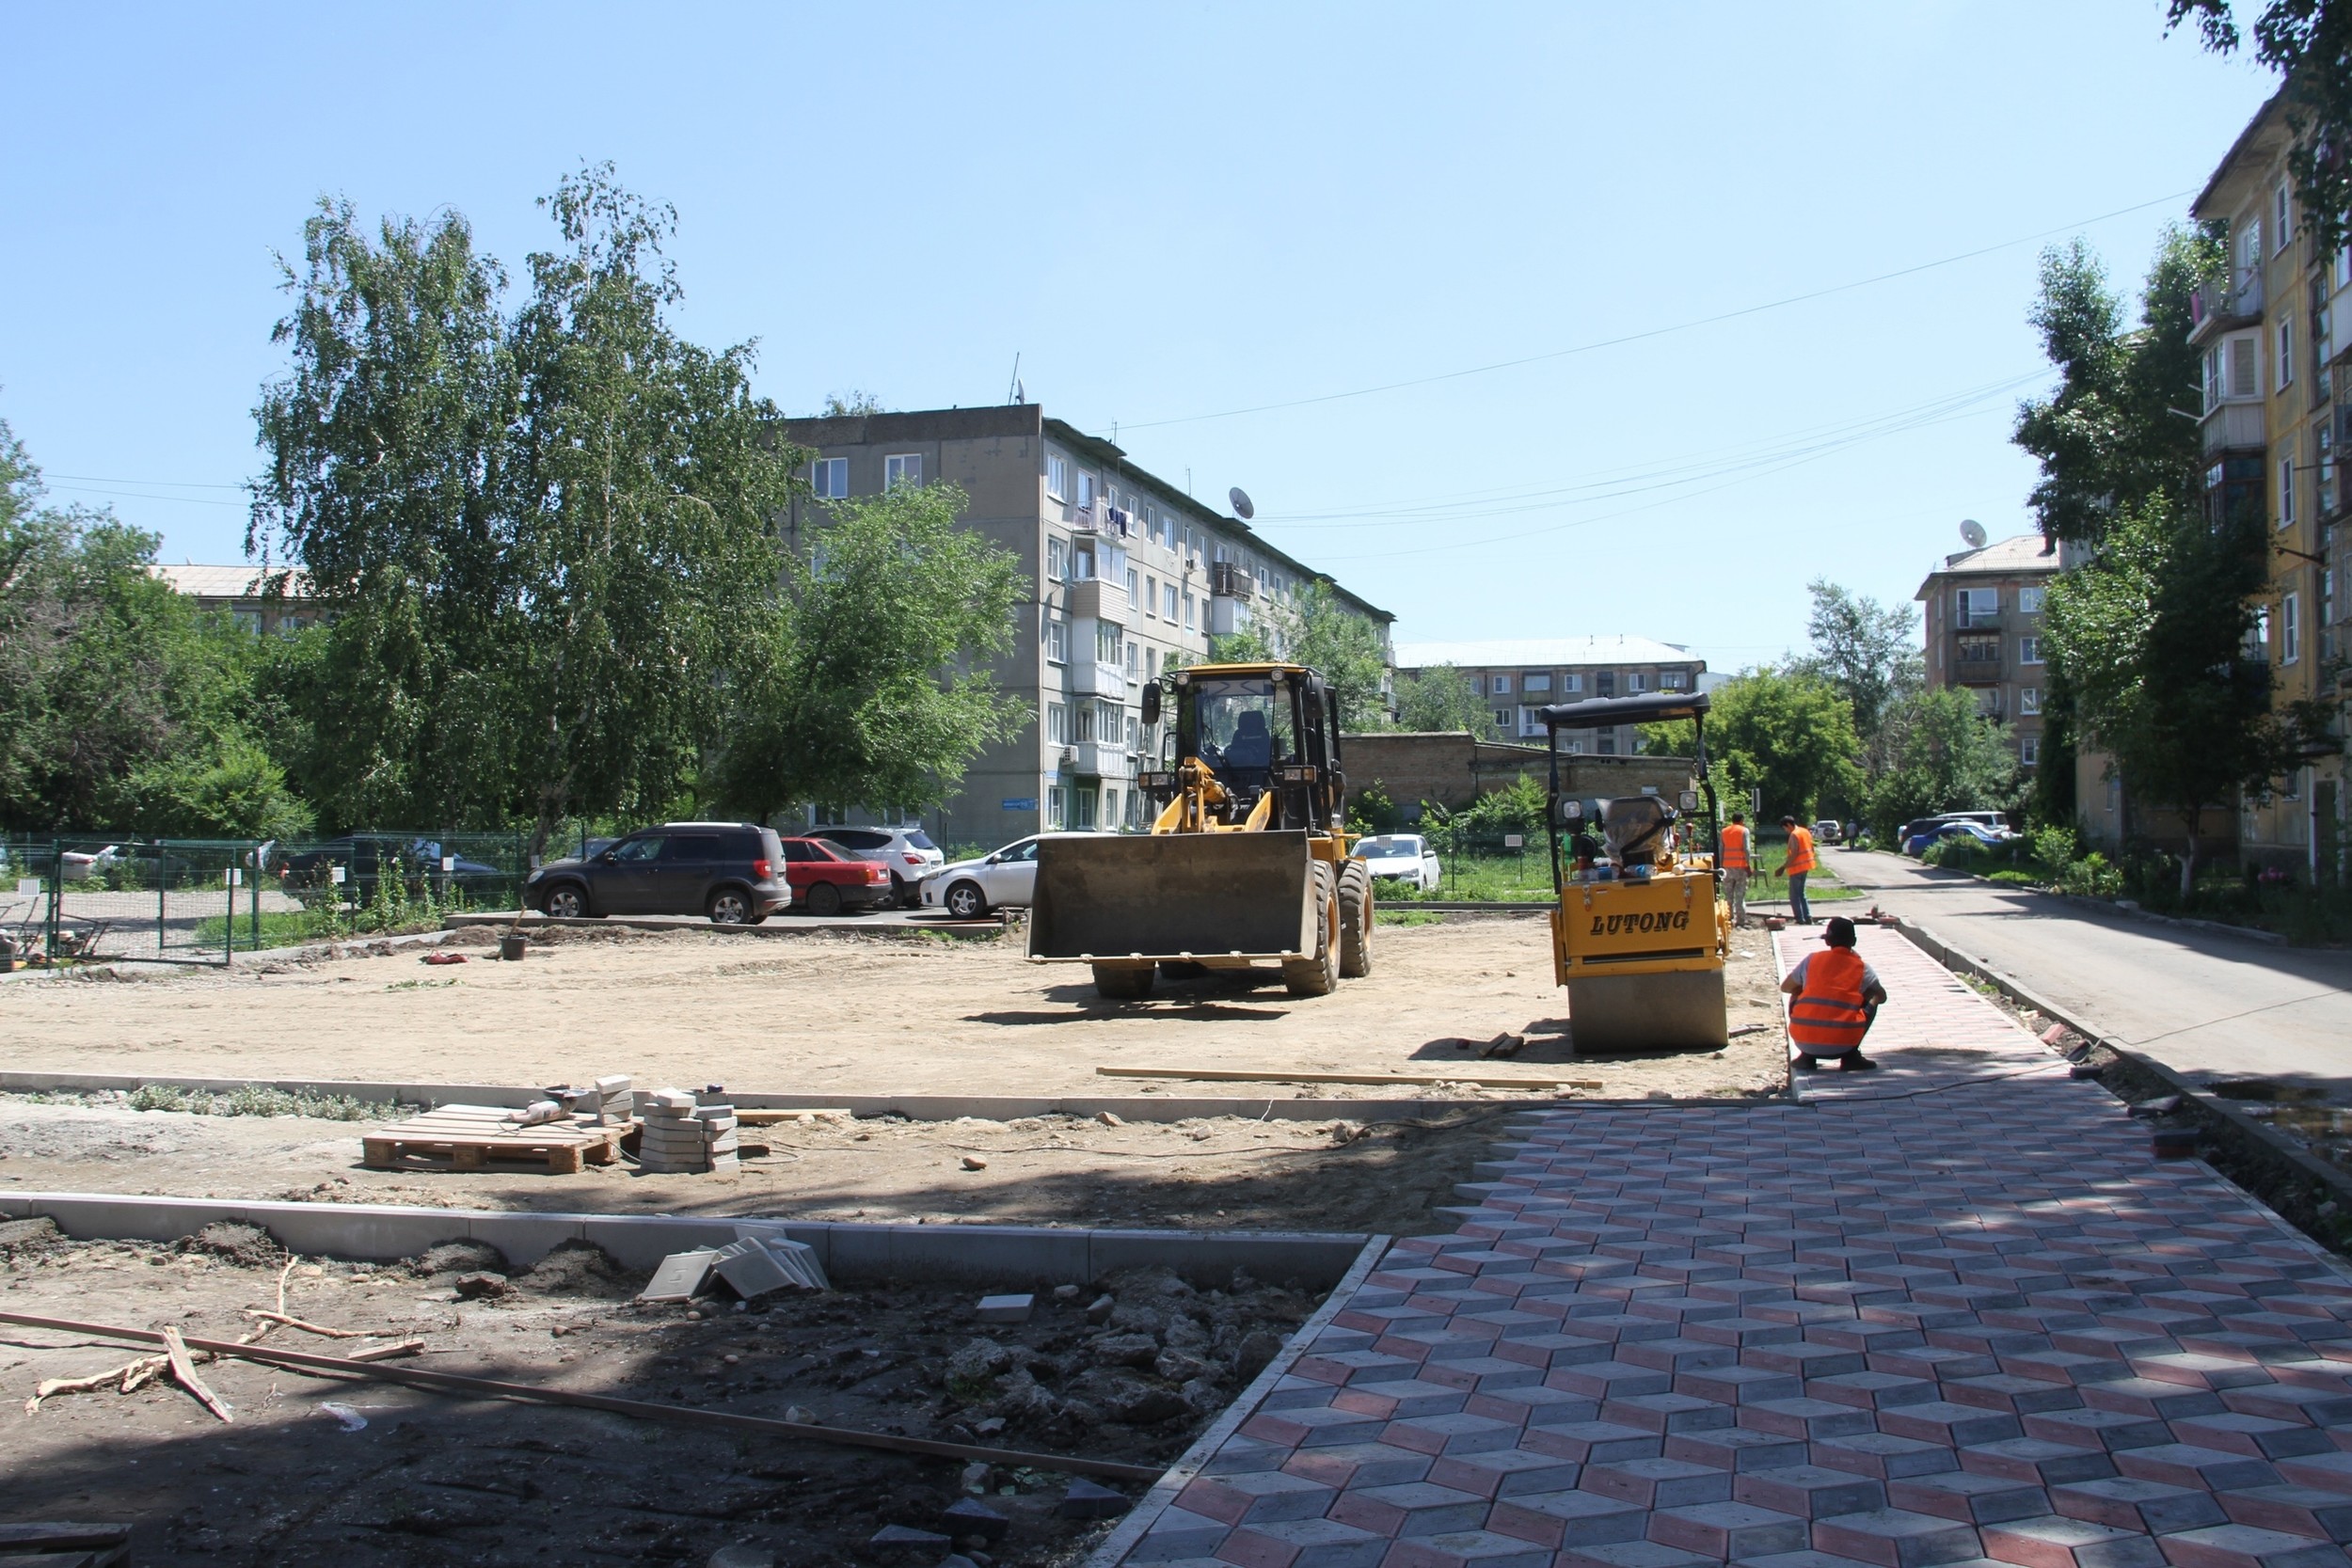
[1104,188,2199,433]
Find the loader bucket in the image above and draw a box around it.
[1567,969,1731,1052]
[1028,831,1318,962]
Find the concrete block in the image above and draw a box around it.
[977,1293,1035,1324]
[462,1211,588,1268]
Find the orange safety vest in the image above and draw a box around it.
[1720,823,1750,870]
[1788,947,1870,1051]
[1784,826,1816,875]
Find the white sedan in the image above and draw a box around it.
[919,831,1113,919]
[1355,832,1441,891]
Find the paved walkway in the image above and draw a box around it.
[1822,848,2352,1103]
[1116,927,2352,1568]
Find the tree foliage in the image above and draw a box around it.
[252,167,804,851]
[0,420,310,836]
[1391,663,1494,736]
[2171,0,2352,251]
[706,481,1027,820]
[1793,578,1923,768]
[1861,686,2020,842]
[1209,579,1393,734]
[1649,668,1860,824]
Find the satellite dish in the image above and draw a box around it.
[1960,518,1988,550]
[1229,487,1255,521]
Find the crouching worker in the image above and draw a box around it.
[1779,914,1886,1071]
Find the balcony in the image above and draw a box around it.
[1068,742,1132,780]
[1955,611,2002,632]
[2201,399,2266,455]
[1066,577,1129,623]
[1955,639,2003,677]
[1070,660,1128,700]
[2190,272,2264,342]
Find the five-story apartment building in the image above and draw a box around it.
[1915,534,2060,772]
[1391,637,1707,753]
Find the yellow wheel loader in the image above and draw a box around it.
[1026,661,1371,1001]
[1540,692,1731,1051]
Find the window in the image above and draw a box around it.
[1491,674,1512,695]
[883,452,922,489]
[1183,591,1195,630]
[2324,568,2339,661]
[1624,672,1645,693]
[1561,673,1582,694]
[1072,787,1096,829]
[2021,738,2040,768]
[2020,636,2043,665]
[1597,731,1618,755]
[2277,182,2292,253]
[1164,582,1179,620]
[1142,575,1157,617]
[1957,587,1998,626]
[1046,538,1067,583]
[1077,471,1096,509]
[2323,422,2338,516]
[1124,566,1139,606]
[1521,673,1551,693]
[2020,688,2041,716]
[1102,788,1118,828]
[1124,639,1139,676]
[1047,786,1066,829]
[2284,590,2302,664]
[812,457,848,499]
[1492,708,1510,731]
[2280,453,2296,529]
[2018,586,2046,614]
[1096,621,1121,666]
[1046,616,1068,665]
[2242,216,2265,277]
[1046,702,1067,744]
[1659,669,1690,690]
[2231,333,2260,399]
[1073,702,1095,743]
[1595,671,1615,698]
[2279,315,2296,390]
[1518,705,1548,736]
[1046,453,1068,501]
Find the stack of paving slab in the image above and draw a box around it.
[636,1087,738,1174]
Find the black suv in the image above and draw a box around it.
[524,822,791,925]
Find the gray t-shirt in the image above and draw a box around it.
[1787,954,1883,995]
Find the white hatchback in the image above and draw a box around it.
[920,832,1111,919]
[1355,832,1441,891]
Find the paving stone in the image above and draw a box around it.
[2218,1484,2352,1544]
[1649,1499,1812,1559]
[1522,1420,1666,1465]
[1728,1553,1889,1568]
[1129,1507,1230,1563]
[1581,1456,1736,1509]
[1282,1443,1438,1491]
[1427,1447,1583,1499]
[2022,1408,2177,1453]
[1327,1482,1489,1538]
[2150,1522,2352,1568]
[1742,1398,1882,1440]
[1668,1427,1812,1473]
[1957,1439,2121,1487]
[1888,1469,2050,1524]
[2169,1415,2340,1462]
[1620,1337,1740,1373]
[1809,1506,1986,1568]
[1975,1513,2169,1568]
[1486,1488,1648,1548]
[1556,1543,1722,1568]
[1738,1467,1894,1520]
[1245,1406,1391,1449]
[1946,1376,2088,1417]
[2277,1452,2352,1495]
[2046,1476,2228,1535]
[2224,1386,2352,1429]
[1878,1402,2026,1448]
[2080,1380,2229,1421]
[2112,1445,2282,1493]
[1811,1372,1946,1411]
[1815,1434,1964,1481]
[1376,1528,1556,1568]
[1336,1381,1472,1420]
[1469,1385,1598,1426]
[1180,1472,1342,1526]
[1216,1516,1391,1568]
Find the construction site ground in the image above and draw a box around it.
[0,917,1788,1237]
[2,1221,1313,1567]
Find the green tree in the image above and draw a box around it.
[2171,2,2352,251]
[0,419,308,835]
[1794,578,1923,776]
[1649,668,1860,826]
[1209,578,1392,733]
[707,481,1028,820]
[252,168,804,854]
[1861,686,2020,842]
[1392,663,1494,736]
[2045,499,2291,895]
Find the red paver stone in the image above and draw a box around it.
[1601,1392,1738,1435]
[1523,1421,1666,1465]
[1337,1381,1472,1420]
[2048,1477,2227,1535]
[1809,1506,1986,1568]
[2278,1452,2352,1495]
[1743,1398,1882,1440]
[1581,1456,1736,1509]
[1959,1439,2121,1487]
[1977,1513,2169,1568]
[2022,1408,2175,1453]
[2152,1523,2351,1568]
[1556,1543,1721,1568]
[1486,1488,1648,1549]
[1737,1466,1895,1519]
[1328,1483,1491,1538]
[1428,1447,1583,1499]
[1181,1472,1343,1526]
[1217,1516,1392,1568]
[1947,1375,2088,1417]
[1880,1402,2026,1448]
[2219,1484,2352,1544]
[1247,1407,1392,1449]
[2169,1416,2338,1462]
[1888,1469,2051,1525]
[2113,1445,2282,1493]
[1283,1443,1438,1491]
[1649,1499,1812,1559]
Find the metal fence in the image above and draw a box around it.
[1,831,531,968]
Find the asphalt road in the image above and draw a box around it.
[1826,846,2352,1101]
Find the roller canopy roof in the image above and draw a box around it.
[1537,691,1710,729]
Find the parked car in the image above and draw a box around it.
[1811,819,1843,846]
[778,836,892,916]
[282,837,503,901]
[803,825,946,908]
[1354,833,1441,891]
[1905,820,2019,858]
[919,832,1110,919]
[523,822,791,924]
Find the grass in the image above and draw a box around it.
[125,1082,408,1120]
[1375,849,1862,908]
[1375,908,1445,927]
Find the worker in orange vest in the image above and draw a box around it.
[1719,811,1753,927]
[1780,914,1885,1071]
[1778,815,1817,925]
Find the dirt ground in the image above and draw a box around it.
[1,915,1791,1101]
[2,1219,1312,1566]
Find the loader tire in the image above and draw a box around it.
[1338,859,1373,979]
[1092,962,1155,1001]
[1282,863,1341,997]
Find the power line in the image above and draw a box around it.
[1103,188,2198,434]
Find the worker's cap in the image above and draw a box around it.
[1820,916,1858,947]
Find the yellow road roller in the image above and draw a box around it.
[1026,661,1369,1001]
[1540,691,1731,1050]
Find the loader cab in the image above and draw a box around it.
[1145,663,1344,831]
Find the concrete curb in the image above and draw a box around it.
[0,1191,1376,1290]
[445,911,1005,939]
[0,1070,1581,1122]
[1082,1232,1391,1568]
[1891,912,2352,1222]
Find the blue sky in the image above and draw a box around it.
[1,3,2277,673]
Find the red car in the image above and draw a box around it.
[778,837,892,916]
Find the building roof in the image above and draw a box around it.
[151,563,312,599]
[1392,635,1701,671]
[2194,89,2291,219]
[1914,533,2060,599]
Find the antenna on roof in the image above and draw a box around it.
[1006,353,1023,405]
[1229,487,1255,521]
[1960,518,1988,550]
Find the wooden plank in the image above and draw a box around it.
[161,1325,233,1422]
[1094,1065,1604,1090]
[0,1523,131,1550]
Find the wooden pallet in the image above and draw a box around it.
[362,1104,621,1175]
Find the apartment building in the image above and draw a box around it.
[2189,95,2349,874]
[776,404,1394,849]
[1391,636,1707,753]
[151,563,318,636]
[1914,534,2060,771]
